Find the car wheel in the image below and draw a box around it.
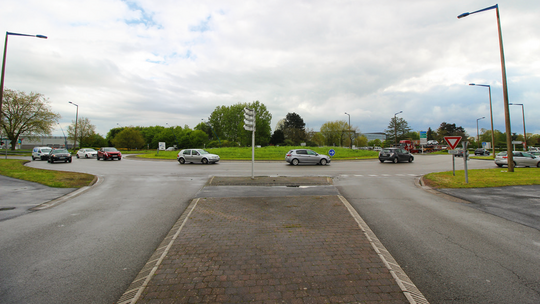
[292,158,299,166]
[393,157,398,164]
[513,161,517,167]
[76,155,80,159]
[537,162,540,168]
[409,157,413,163]
[379,159,384,163]
[85,154,89,158]
[97,156,100,160]
[497,164,503,167]
[118,157,121,160]
[178,158,185,164]
[202,158,208,164]
[320,158,327,166]
[69,158,72,163]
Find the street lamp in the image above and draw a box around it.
[58,123,68,149]
[469,84,496,156]
[459,4,513,171]
[344,112,351,148]
[509,103,526,151]
[394,111,402,145]
[0,32,47,120]
[476,117,485,148]
[69,101,78,150]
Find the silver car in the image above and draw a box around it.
[494,151,540,168]
[177,149,220,164]
[285,149,330,166]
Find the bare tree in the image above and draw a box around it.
[0,89,60,150]
[67,117,97,148]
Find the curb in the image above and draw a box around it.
[30,175,101,211]
[414,176,472,205]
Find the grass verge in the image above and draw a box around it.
[0,159,95,188]
[423,168,540,188]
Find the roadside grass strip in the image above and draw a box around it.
[0,159,95,188]
[424,168,540,188]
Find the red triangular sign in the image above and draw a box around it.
[444,136,462,150]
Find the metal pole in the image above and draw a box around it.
[0,33,9,121]
[495,6,514,171]
[522,105,526,151]
[251,110,255,180]
[476,117,484,148]
[488,86,495,156]
[463,141,469,183]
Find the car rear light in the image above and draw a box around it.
[503,156,507,159]
[286,154,291,157]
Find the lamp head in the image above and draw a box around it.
[36,35,47,39]
[457,12,470,19]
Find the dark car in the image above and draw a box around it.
[97,147,122,160]
[48,148,72,163]
[474,148,490,156]
[379,148,414,163]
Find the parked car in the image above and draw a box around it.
[285,149,330,166]
[474,148,490,156]
[32,146,52,161]
[76,148,98,159]
[48,148,72,163]
[177,149,220,164]
[97,147,122,161]
[378,148,414,163]
[427,140,438,145]
[494,151,540,167]
[454,148,465,157]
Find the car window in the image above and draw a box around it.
[183,150,191,155]
[193,151,200,156]
[104,148,118,152]
[522,152,532,158]
[42,148,51,153]
[296,150,307,155]
[513,152,522,157]
[381,149,392,153]
[54,149,68,153]
[307,150,317,155]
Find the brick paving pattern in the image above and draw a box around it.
[136,195,408,303]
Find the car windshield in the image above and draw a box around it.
[85,149,96,152]
[198,150,211,155]
[54,149,68,153]
[42,148,52,153]
[104,148,118,152]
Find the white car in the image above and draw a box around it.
[76,148,98,159]
[494,151,540,168]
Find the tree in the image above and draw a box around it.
[270,129,285,146]
[427,127,435,141]
[111,127,145,150]
[282,112,306,145]
[368,139,382,147]
[320,120,349,146]
[66,117,97,148]
[436,122,467,142]
[385,117,411,145]
[354,135,368,147]
[0,89,60,150]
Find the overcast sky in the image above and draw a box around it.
[1,0,539,139]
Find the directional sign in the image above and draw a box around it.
[444,136,462,150]
[328,149,336,157]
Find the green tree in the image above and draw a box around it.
[67,117,97,149]
[436,122,467,142]
[320,120,349,146]
[282,112,306,145]
[368,139,382,147]
[354,135,368,147]
[385,117,411,145]
[1,89,60,150]
[427,127,435,141]
[111,127,145,150]
[270,129,285,145]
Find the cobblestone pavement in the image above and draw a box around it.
[118,177,426,304]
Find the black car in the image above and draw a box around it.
[378,148,414,163]
[474,148,490,156]
[48,148,72,163]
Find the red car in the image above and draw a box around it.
[97,147,122,161]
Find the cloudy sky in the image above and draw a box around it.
[1,0,539,139]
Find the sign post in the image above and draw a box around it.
[244,107,256,179]
[462,141,469,184]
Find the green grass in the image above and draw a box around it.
[423,168,540,188]
[0,159,95,188]
[135,146,379,160]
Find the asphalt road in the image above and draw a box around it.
[1,154,539,303]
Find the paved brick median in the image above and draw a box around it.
[135,195,408,303]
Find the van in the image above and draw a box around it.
[32,146,52,161]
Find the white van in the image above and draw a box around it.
[32,146,52,161]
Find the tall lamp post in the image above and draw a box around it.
[469,84,496,156]
[476,117,485,148]
[344,112,351,148]
[69,101,78,150]
[394,111,402,145]
[459,4,513,171]
[0,32,47,120]
[58,123,68,148]
[509,103,526,151]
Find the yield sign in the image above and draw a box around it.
[444,136,462,150]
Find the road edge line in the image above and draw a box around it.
[338,195,430,304]
[117,198,200,304]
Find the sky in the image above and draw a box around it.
[1,0,539,139]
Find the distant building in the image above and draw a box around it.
[5,135,77,150]
[362,132,386,142]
